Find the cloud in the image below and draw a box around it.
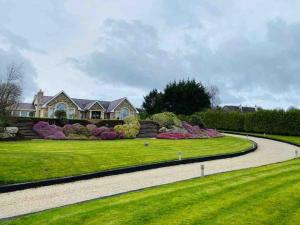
[69,19,189,90]
[69,17,300,108]
[0,48,38,99]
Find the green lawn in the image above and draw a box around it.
[0,136,252,185]
[225,131,300,145]
[2,158,299,225]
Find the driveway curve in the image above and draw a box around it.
[0,134,298,219]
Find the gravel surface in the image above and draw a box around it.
[0,134,298,219]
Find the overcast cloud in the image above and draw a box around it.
[1,0,300,108]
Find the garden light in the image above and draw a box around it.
[178,151,182,160]
[201,164,205,177]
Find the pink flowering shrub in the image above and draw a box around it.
[157,121,222,139]
[33,121,65,139]
[157,133,193,139]
[100,131,119,140]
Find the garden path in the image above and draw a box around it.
[0,134,298,219]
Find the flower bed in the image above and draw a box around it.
[33,116,140,140]
[152,112,222,140]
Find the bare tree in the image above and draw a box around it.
[0,64,23,116]
[207,85,221,108]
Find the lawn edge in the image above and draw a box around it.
[221,130,300,147]
[0,140,257,193]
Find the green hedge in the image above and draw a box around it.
[197,110,300,136]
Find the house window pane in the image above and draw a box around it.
[56,103,67,111]
[48,108,54,118]
[20,111,29,117]
[119,108,129,119]
[68,108,75,119]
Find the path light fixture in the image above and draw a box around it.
[178,151,182,160]
[201,164,205,177]
[264,133,266,137]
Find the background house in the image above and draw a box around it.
[11,90,138,120]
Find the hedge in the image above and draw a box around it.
[5,117,124,128]
[197,109,300,136]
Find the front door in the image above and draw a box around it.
[91,111,101,119]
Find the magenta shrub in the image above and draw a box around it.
[157,121,222,139]
[157,133,192,139]
[46,131,66,140]
[33,121,63,139]
[100,131,119,140]
[92,126,110,138]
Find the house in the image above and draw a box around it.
[11,90,138,120]
[223,105,259,113]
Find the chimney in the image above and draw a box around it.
[37,89,44,105]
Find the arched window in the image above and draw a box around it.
[119,107,129,119]
[56,103,67,111]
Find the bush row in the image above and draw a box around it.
[196,110,300,136]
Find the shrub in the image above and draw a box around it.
[151,112,182,128]
[113,115,140,139]
[54,110,67,125]
[46,131,66,140]
[92,126,110,138]
[100,131,119,140]
[198,109,300,136]
[70,123,90,136]
[157,133,192,139]
[62,124,73,136]
[86,124,97,134]
[33,121,63,138]
[67,133,89,140]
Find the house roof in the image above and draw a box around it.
[16,103,35,111]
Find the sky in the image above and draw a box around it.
[0,0,300,109]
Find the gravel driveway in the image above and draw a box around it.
[0,134,298,219]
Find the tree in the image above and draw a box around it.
[207,84,220,108]
[163,79,211,115]
[142,89,163,115]
[0,64,23,116]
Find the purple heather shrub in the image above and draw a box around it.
[92,126,110,138]
[46,131,66,140]
[33,121,63,138]
[100,131,119,140]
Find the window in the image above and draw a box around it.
[68,108,75,119]
[119,107,129,119]
[56,103,67,111]
[20,111,29,117]
[48,108,55,118]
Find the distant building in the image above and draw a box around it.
[223,105,260,113]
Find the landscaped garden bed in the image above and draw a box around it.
[32,115,140,140]
[0,136,252,185]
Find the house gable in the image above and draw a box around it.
[43,91,81,110]
[89,101,105,111]
[45,92,79,109]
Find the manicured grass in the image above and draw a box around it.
[225,130,300,145]
[0,136,252,185]
[2,158,299,225]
